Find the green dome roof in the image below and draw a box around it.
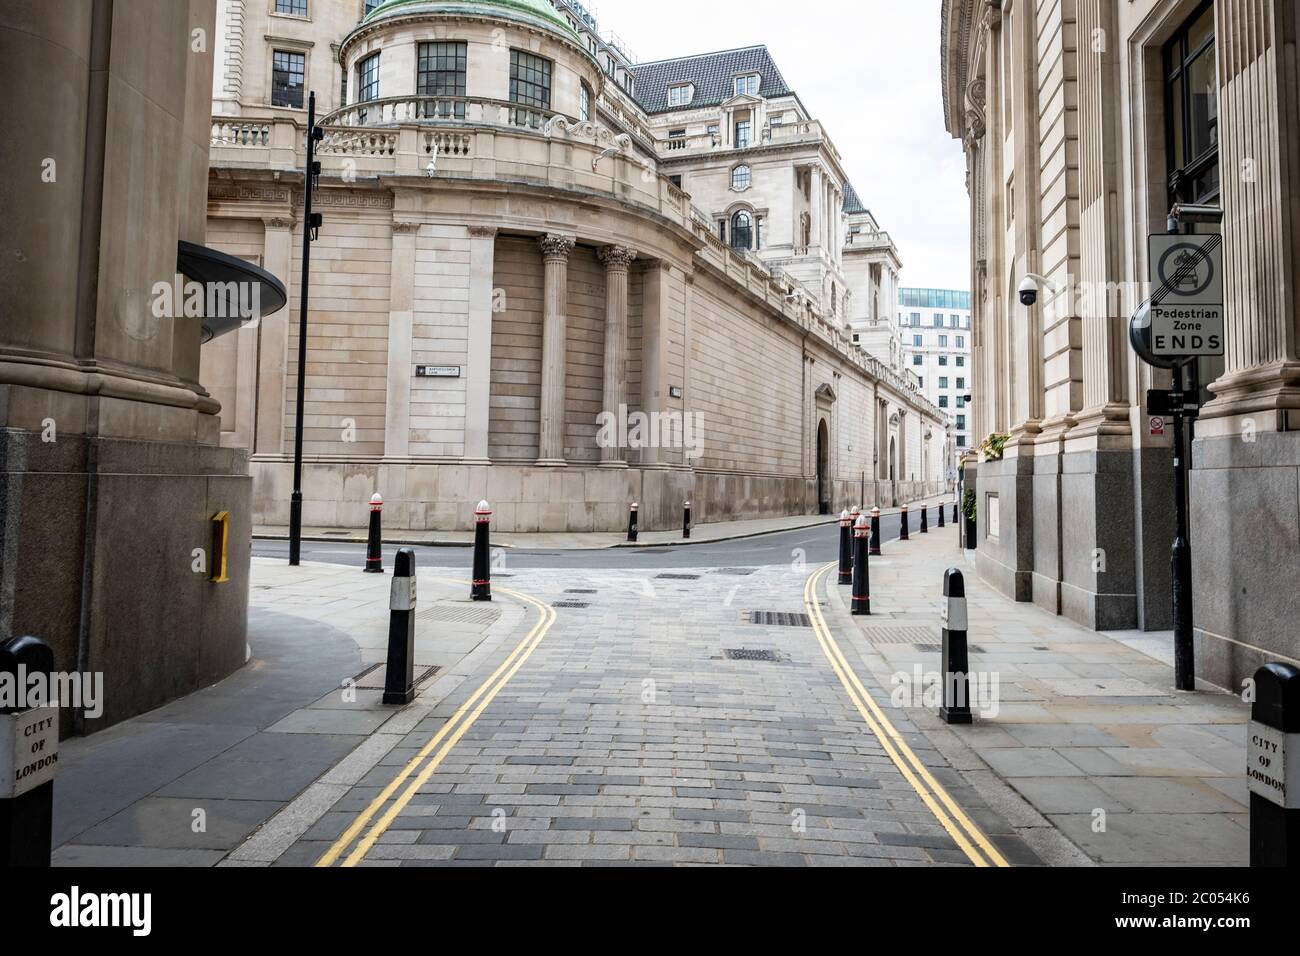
[363,0,578,38]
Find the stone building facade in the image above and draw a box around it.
[942,0,1300,690]
[202,0,950,533]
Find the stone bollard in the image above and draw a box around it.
[869,507,882,556]
[383,549,418,706]
[851,515,871,616]
[0,635,58,867]
[627,503,639,543]
[940,569,972,725]
[838,510,853,586]
[471,500,492,603]
[920,503,929,534]
[683,500,692,540]
[900,503,910,541]
[364,493,385,574]
[1248,663,1300,866]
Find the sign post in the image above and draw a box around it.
[1248,663,1300,866]
[0,636,58,867]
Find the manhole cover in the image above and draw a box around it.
[724,648,783,662]
[657,573,700,581]
[553,601,590,609]
[862,625,936,645]
[416,603,502,626]
[746,611,812,628]
[715,568,757,576]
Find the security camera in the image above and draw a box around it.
[1017,272,1058,308]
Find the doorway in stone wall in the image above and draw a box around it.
[817,419,830,515]
[889,436,897,482]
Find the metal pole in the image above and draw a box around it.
[289,91,318,567]
[1171,360,1195,691]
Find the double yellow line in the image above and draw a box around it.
[316,584,557,867]
[803,562,1010,867]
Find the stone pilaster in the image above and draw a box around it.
[598,245,637,467]
[255,217,293,455]
[383,220,419,458]
[537,234,575,467]
[464,226,497,464]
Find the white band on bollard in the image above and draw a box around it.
[941,597,968,632]
[390,576,417,612]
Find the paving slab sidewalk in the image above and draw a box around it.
[51,563,536,866]
[821,526,1250,866]
[254,498,952,551]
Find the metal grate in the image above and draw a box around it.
[747,611,812,628]
[656,573,700,581]
[355,663,441,690]
[715,568,757,576]
[564,589,597,594]
[553,601,590,609]
[416,603,501,626]
[861,625,936,645]
[913,643,986,654]
[724,648,782,662]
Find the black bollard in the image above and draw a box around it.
[869,507,882,556]
[364,493,385,574]
[900,504,910,541]
[1248,663,1300,866]
[952,500,959,525]
[471,500,492,602]
[0,635,57,867]
[627,503,639,543]
[938,501,946,529]
[851,515,871,616]
[837,510,853,586]
[383,549,418,706]
[683,500,692,540]
[921,503,929,534]
[940,569,973,724]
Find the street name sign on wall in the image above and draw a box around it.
[1147,234,1224,358]
[415,366,461,378]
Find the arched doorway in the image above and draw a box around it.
[817,419,830,515]
[889,436,897,482]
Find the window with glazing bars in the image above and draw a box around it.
[276,0,307,16]
[272,50,305,108]
[417,41,466,118]
[510,50,552,127]
[357,52,380,102]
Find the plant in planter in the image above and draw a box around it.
[979,432,1011,462]
[961,488,978,551]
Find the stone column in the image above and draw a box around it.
[464,226,497,464]
[255,217,294,454]
[537,234,575,467]
[640,262,669,469]
[383,220,419,458]
[599,245,637,467]
[809,166,823,254]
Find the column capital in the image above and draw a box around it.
[468,225,498,239]
[263,216,293,230]
[598,245,638,271]
[539,234,576,261]
[392,220,421,235]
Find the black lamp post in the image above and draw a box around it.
[289,91,324,567]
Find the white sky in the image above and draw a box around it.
[594,0,970,292]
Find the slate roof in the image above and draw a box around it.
[843,183,869,216]
[630,45,793,114]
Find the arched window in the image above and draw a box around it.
[730,210,753,250]
[731,164,751,190]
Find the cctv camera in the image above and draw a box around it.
[1018,275,1039,307]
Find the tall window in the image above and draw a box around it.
[912,335,922,347]
[271,50,305,108]
[580,81,592,122]
[356,52,380,102]
[734,119,752,148]
[417,41,466,118]
[731,210,753,250]
[1164,1,1218,206]
[731,165,751,190]
[509,50,552,127]
[275,0,307,15]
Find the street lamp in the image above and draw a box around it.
[289,91,325,567]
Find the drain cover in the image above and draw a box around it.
[862,625,936,645]
[656,573,700,581]
[416,603,501,626]
[553,601,590,609]
[724,648,782,662]
[747,611,812,628]
[715,568,758,576]
[565,589,597,594]
[914,643,987,654]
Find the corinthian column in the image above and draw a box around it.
[537,234,575,467]
[599,245,637,467]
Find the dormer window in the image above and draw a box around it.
[734,74,760,96]
[668,83,694,107]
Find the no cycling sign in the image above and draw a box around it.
[1147,234,1225,358]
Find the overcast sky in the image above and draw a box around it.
[595,0,969,292]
